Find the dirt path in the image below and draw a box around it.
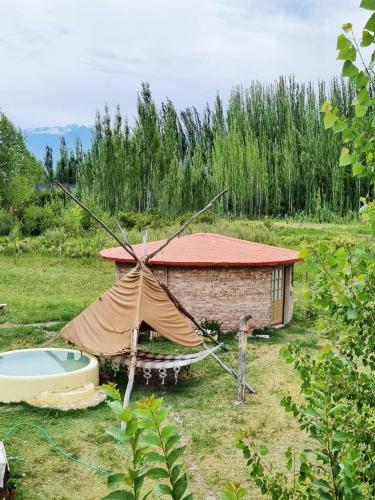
[170,411,217,500]
[0,321,64,329]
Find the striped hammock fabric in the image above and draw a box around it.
[112,343,223,370]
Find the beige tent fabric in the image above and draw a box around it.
[61,266,203,355]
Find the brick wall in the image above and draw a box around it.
[115,263,283,331]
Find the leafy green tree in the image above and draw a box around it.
[236,3,375,499]
[77,78,361,218]
[44,145,54,184]
[0,112,43,209]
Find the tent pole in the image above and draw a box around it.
[145,189,227,263]
[159,281,225,348]
[121,326,139,429]
[203,343,256,394]
[55,181,140,263]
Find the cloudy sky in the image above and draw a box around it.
[0,0,369,128]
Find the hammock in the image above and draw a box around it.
[108,344,223,384]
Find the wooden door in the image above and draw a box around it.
[271,267,284,324]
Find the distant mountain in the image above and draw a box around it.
[23,124,92,162]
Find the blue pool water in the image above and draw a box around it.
[0,350,90,376]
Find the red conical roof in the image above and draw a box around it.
[100,232,302,267]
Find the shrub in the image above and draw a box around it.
[117,210,167,231]
[22,205,54,236]
[176,211,216,225]
[0,209,16,236]
[201,318,223,338]
[33,189,66,207]
[57,206,82,236]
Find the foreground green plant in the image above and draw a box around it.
[321,0,375,233]
[103,386,192,500]
[234,4,375,497]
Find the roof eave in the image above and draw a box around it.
[99,254,303,267]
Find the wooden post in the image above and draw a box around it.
[237,314,252,403]
[121,326,139,429]
[203,342,255,394]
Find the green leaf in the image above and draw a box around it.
[182,495,193,500]
[361,0,375,10]
[107,400,124,416]
[259,445,269,456]
[320,100,332,113]
[313,479,331,491]
[145,467,169,479]
[342,60,359,78]
[358,87,370,102]
[355,104,368,117]
[356,71,369,88]
[173,473,188,500]
[145,451,165,463]
[365,12,375,31]
[155,407,169,424]
[339,149,353,166]
[299,246,309,259]
[156,484,173,495]
[337,46,356,61]
[324,112,338,129]
[333,431,350,442]
[361,30,374,46]
[102,383,122,402]
[285,447,292,471]
[333,117,348,133]
[352,163,365,176]
[165,434,181,454]
[140,434,161,447]
[103,491,134,500]
[335,247,346,257]
[337,34,351,50]
[107,473,129,489]
[279,345,293,363]
[118,407,133,423]
[167,445,187,468]
[303,407,319,417]
[138,418,157,432]
[220,493,237,500]
[106,427,128,444]
[149,397,163,411]
[171,464,182,483]
[161,425,177,441]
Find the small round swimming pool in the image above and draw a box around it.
[0,349,91,376]
[0,348,100,406]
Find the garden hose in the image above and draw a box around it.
[1,422,131,476]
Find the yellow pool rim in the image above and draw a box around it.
[0,347,99,404]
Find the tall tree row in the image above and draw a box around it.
[77,77,365,217]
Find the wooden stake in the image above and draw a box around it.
[121,326,139,429]
[203,342,255,394]
[237,314,252,403]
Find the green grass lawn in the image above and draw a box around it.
[0,220,372,499]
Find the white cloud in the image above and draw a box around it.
[0,0,369,127]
